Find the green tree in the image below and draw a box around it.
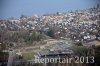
[95,46,100,66]
[72,46,88,56]
[47,29,55,38]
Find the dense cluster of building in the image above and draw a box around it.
[0,6,100,43]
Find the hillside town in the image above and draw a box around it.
[0,5,100,43]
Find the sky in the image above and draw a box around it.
[0,0,100,19]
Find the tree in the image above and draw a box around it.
[95,46,100,66]
[97,4,100,9]
[74,42,83,46]
[47,29,55,38]
[20,15,27,19]
[72,46,88,56]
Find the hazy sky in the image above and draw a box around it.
[0,0,100,19]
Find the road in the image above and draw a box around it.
[7,50,15,66]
